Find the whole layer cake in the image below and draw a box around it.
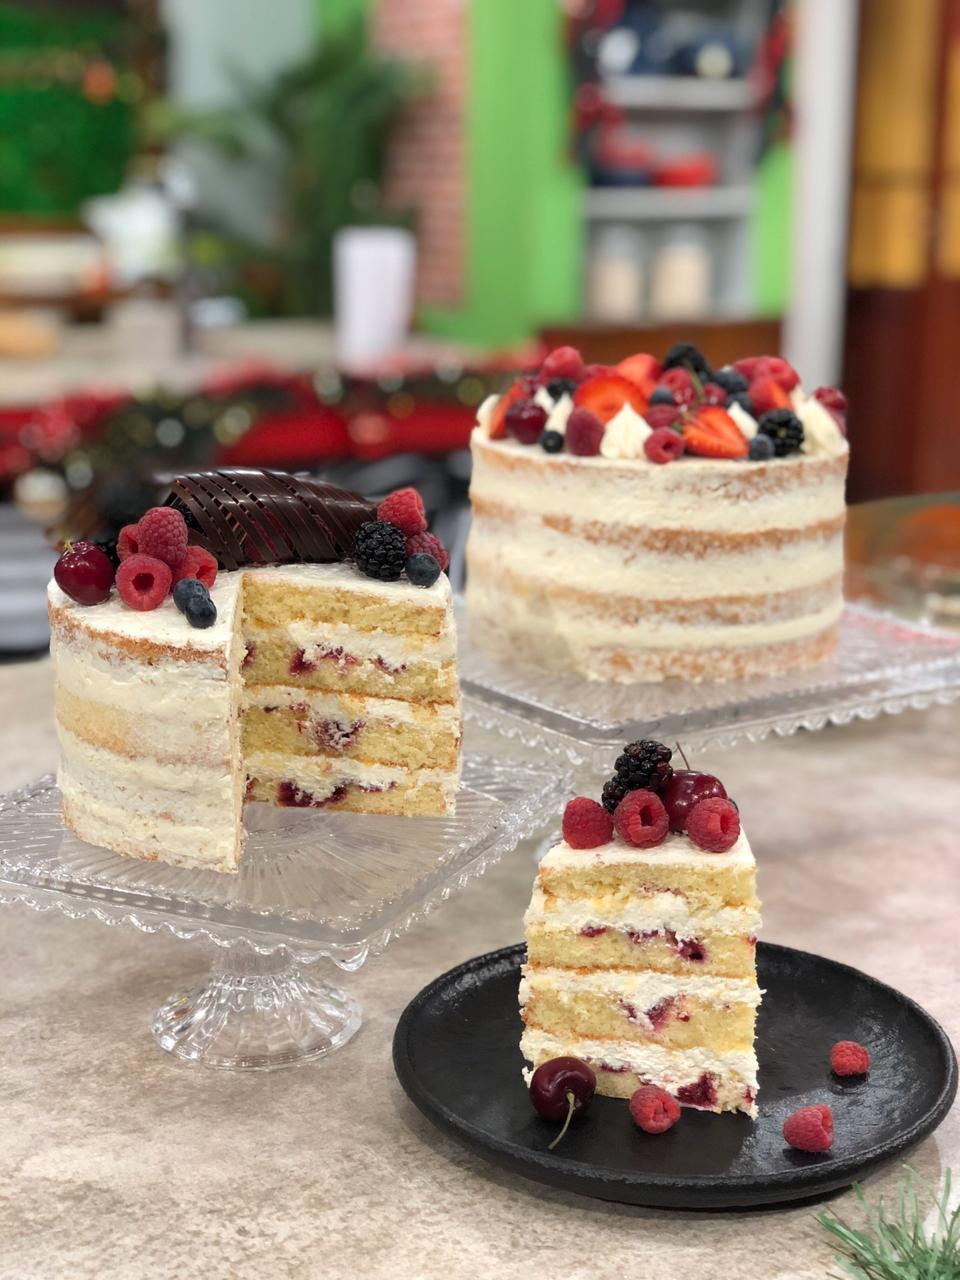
[49,471,461,873]
[520,743,761,1116]
[467,343,849,682]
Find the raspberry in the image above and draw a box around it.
[405,530,449,572]
[686,797,740,852]
[117,524,140,561]
[830,1040,870,1077]
[814,386,847,415]
[565,407,605,456]
[353,520,406,581]
[783,1103,833,1153]
[754,355,799,391]
[613,789,669,849]
[539,345,585,384]
[658,366,697,406]
[645,403,682,430]
[629,1085,681,1134]
[136,507,188,570]
[562,797,614,850]
[701,381,728,404]
[116,553,172,611]
[377,487,427,538]
[644,427,685,464]
[173,545,218,590]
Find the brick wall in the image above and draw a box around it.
[372,0,466,308]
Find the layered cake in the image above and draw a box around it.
[520,742,761,1116]
[49,471,461,872]
[467,343,849,682]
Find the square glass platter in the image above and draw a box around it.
[459,605,960,761]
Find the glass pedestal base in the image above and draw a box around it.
[151,947,362,1070]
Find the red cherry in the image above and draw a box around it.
[505,400,548,445]
[54,541,114,606]
[661,770,727,833]
[529,1056,596,1150]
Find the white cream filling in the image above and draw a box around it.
[241,684,461,729]
[520,1027,758,1088]
[523,886,760,939]
[52,639,231,720]
[544,392,573,436]
[246,749,460,801]
[247,617,456,666]
[520,966,762,1008]
[599,404,652,459]
[727,400,759,440]
[542,830,755,872]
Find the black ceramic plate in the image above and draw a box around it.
[393,942,957,1209]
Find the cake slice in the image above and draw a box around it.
[520,743,761,1116]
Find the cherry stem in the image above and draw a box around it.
[548,1091,577,1151]
[675,741,691,770]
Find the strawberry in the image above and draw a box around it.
[755,355,799,391]
[538,345,585,384]
[749,376,792,416]
[573,373,646,425]
[682,405,748,459]
[489,379,529,440]
[616,352,661,404]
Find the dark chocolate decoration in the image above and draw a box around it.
[164,469,377,571]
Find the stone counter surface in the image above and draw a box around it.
[0,657,957,1280]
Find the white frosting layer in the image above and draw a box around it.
[249,614,456,666]
[251,559,454,610]
[247,749,460,804]
[242,684,461,729]
[541,829,755,872]
[798,395,847,457]
[520,966,762,1008]
[523,885,760,939]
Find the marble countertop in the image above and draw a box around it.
[0,657,957,1280]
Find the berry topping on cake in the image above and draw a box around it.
[405,551,441,588]
[748,433,775,461]
[352,520,406,581]
[136,506,188,570]
[573,373,646,425]
[54,541,115,606]
[629,1085,681,1134]
[758,408,805,457]
[539,345,585,384]
[645,402,683,430]
[601,740,673,813]
[613,789,670,848]
[117,523,140,561]
[563,797,614,849]
[90,534,120,569]
[505,400,548,445]
[749,375,792,416]
[648,387,676,407]
[830,1040,871,1077]
[733,355,767,381]
[644,427,686,464]
[700,381,728,404]
[814,386,848,416]
[173,577,209,614]
[615,352,661,399]
[405,529,449,572]
[783,1103,834,1152]
[726,390,755,416]
[529,1056,596,1149]
[173,545,218,589]
[489,378,532,439]
[657,365,697,407]
[540,428,564,453]
[754,355,799,391]
[183,584,217,629]
[682,405,749,459]
[686,797,740,852]
[661,771,728,832]
[116,553,172,611]
[377,487,427,537]
[711,367,749,396]
[662,342,711,381]
[565,406,606,456]
[546,377,578,400]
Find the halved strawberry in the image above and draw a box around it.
[616,352,662,404]
[749,375,792,416]
[682,405,748,459]
[573,373,646,424]
[489,380,528,440]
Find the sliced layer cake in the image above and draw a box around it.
[49,471,461,873]
[520,742,761,1116]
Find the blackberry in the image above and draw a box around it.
[90,533,119,569]
[662,343,711,381]
[546,377,578,400]
[539,429,564,453]
[648,387,675,407]
[725,391,754,416]
[353,520,406,581]
[601,740,673,812]
[748,433,775,461]
[758,409,804,457]
[711,367,749,395]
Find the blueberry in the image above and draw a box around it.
[173,578,210,614]
[540,429,564,453]
[546,377,578,400]
[712,367,749,395]
[405,552,441,588]
[648,388,675,406]
[185,593,218,628]
[748,433,775,461]
[726,391,754,415]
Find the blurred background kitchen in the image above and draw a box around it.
[1,0,958,651]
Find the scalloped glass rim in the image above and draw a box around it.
[459,604,960,753]
[0,757,568,968]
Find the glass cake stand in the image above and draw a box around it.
[460,604,960,769]
[0,756,567,1071]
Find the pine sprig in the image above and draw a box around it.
[819,1166,960,1280]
